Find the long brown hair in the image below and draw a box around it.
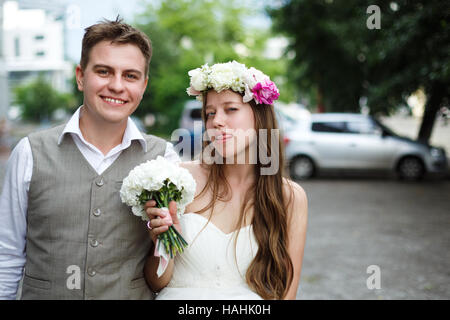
[196,90,294,299]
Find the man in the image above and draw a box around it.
[0,17,180,299]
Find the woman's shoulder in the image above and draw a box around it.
[282,177,306,198]
[180,161,209,209]
[282,177,308,217]
[180,160,205,174]
[180,160,209,186]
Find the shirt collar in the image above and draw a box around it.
[57,106,147,152]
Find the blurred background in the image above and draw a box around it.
[0,0,449,299]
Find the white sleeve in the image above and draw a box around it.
[164,142,181,165]
[0,137,32,300]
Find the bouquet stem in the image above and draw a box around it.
[121,157,196,277]
[139,183,189,258]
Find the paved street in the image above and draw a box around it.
[296,177,450,299]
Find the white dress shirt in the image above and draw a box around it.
[0,107,180,299]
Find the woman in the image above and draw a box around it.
[144,61,308,300]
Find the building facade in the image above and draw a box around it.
[1,0,72,114]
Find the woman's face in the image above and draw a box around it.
[204,89,256,161]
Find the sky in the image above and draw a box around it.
[64,0,147,63]
[62,0,272,63]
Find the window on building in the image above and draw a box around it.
[35,35,45,40]
[36,51,45,57]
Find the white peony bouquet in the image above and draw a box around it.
[120,156,196,276]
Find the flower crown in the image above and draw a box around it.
[186,61,280,105]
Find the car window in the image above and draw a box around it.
[311,121,346,133]
[345,120,379,134]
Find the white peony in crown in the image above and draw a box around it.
[186,61,280,105]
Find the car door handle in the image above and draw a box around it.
[349,143,357,147]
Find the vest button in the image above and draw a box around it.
[87,268,96,277]
[90,239,99,247]
[93,208,101,217]
[96,179,104,187]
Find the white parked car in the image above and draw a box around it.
[284,113,448,180]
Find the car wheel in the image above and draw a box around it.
[290,156,315,180]
[397,157,425,180]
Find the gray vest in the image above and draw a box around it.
[22,124,167,299]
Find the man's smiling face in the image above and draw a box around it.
[76,40,148,125]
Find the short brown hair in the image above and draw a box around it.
[80,16,152,76]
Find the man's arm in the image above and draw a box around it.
[0,138,31,299]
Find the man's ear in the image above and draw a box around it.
[75,65,84,91]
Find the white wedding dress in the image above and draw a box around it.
[156,213,263,300]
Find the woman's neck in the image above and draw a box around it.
[223,163,255,186]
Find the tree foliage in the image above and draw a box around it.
[364,0,449,142]
[132,0,296,136]
[270,0,366,112]
[14,74,74,122]
[269,0,450,142]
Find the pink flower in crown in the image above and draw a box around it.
[251,80,280,105]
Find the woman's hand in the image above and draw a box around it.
[144,200,181,244]
[144,200,179,291]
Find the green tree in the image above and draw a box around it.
[132,0,296,136]
[269,0,366,112]
[269,0,450,143]
[14,74,74,122]
[364,0,450,143]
